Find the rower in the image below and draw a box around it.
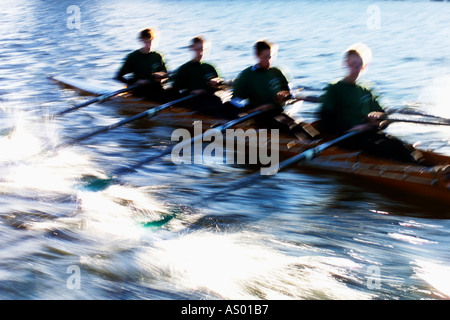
[170,36,226,116]
[318,43,423,163]
[227,40,317,139]
[115,28,170,102]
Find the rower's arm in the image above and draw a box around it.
[319,85,347,134]
[152,71,169,83]
[275,90,291,104]
[370,92,384,113]
[115,65,135,85]
[115,54,136,85]
[229,72,250,108]
[150,52,169,84]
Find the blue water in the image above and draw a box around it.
[1,0,450,300]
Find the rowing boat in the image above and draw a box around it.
[49,75,450,206]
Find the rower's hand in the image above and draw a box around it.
[208,77,223,89]
[275,90,291,104]
[367,111,388,129]
[349,111,386,132]
[349,114,385,132]
[367,111,385,122]
[152,72,169,83]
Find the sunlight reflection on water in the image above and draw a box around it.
[1,0,450,300]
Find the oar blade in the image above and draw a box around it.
[77,175,115,192]
[141,214,176,229]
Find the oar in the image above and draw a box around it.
[58,94,197,149]
[384,118,450,126]
[206,127,367,200]
[82,108,269,191]
[386,108,450,125]
[381,112,450,127]
[286,90,321,104]
[54,84,142,116]
[0,84,142,137]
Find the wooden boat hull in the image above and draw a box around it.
[50,75,450,205]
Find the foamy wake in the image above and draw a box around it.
[135,231,374,300]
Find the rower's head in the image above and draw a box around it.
[139,28,155,53]
[254,40,274,70]
[190,36,206,62]
[344,43,372,83]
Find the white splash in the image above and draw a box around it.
[412,260,450,298]
[136,231,374,300]
[0,122,43,162]
[75,184,167,240]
